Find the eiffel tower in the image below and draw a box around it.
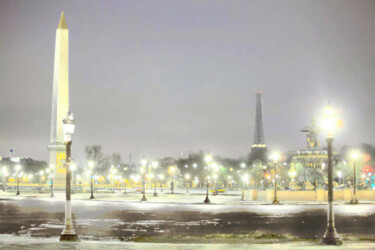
[250,90,267,163]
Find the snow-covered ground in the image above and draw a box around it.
[0,235,375,250]
[0,194,375,247]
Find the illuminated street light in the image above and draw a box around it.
[270,152,281,205]
[241,174,250,187]
[159,174,164,192]
[152,161,158,197]
[15,164,22,195]
[204,176,211,204]
[38,170,44,193]
[48,164,55,197]
[205,155,212,164]
[350,151,362,204]
[1,167,8,191]
[337,171,343,185]
[140,159,147,201]
[320,104,343,245]
[204,155,213,203]
[185,174,190,193]
[288,171,296,181]
[169,166,175,194]
[88,161,95,200]
[59,111,79,242]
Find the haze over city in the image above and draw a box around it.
[1,0,375,163]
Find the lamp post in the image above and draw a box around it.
[203,155,212,203]
[88,161,95,199]
[350,151,361,204]
[123,167,128,194]
[159,174,164,192]
[152,161,158,197]
[38,170,44,193]
[169,166,175,194]
[15,165,21,195]
[140,159,147,201]
[59,111,79,242]
[320,104,343,245]
[48,164,54,197]
[185,174,190,193]
[1,167,8,191]
[270,152,281,205]
[337,171,343,185]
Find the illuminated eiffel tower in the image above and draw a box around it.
[250,90,267,163]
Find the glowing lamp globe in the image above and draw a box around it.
[270,152,280,162]
[141,159,147,166]
[351,151,362,161]
[62,111,76,142]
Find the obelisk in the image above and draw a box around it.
[48,12,69,189]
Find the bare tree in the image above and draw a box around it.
[84,145,104,172]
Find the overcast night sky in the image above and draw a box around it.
[1,0,375,163]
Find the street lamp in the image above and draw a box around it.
[350,151,361,204]
[2,167,8,191]
[38,170,44,193]
[59,111,79,242]
[270,152,281,205]
[185,174,190,193]
[88,161,95,199]
[140,159,147,201]
[320,104,343,245]
[337,171,343,185]
[203,154,212,203]
[123,167,128,194]
[15,165,21,195]
[169,166,175,194]
[241,174,250,188]
[159,174,164,192]
[48,164,54,197]
[152,161,158,197]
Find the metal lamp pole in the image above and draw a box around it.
[204,177,210,203]
[2,171,6,191]
[124,177,127,194]
[171,175,174,194]
[153,176,157,197]
[350,160,358,204]
[90,175,95,199]
[50,171,54,198]
[59,112,79,242]
[320,137,342,245]
[272,161,280,205]
[141,172,147,201]
[16,174,20,195]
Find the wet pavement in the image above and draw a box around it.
[0,196,375,242]
[2,234,375,250]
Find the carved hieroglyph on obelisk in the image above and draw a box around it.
[48,12,69,189]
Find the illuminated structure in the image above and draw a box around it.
[289,120,328,189]
[48,13,70,189]
[250,90,267,163]
[301,120,320,150]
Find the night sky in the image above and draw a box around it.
[1,0,375,163]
